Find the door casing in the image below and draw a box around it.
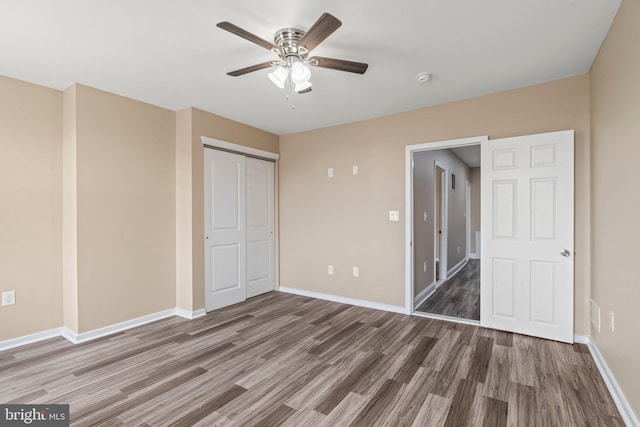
[405,136,488,313]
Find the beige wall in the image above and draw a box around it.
[590,0,640,417]
[413,149,470,297]
[442,152,469,272]
[0,76,63,341]
[62,85,79,332]
[0,75,278,340]
[175,107,279,312]
[279,74,591,334]
[72,85,177,332]
[175,108,194,312]
[0,72,593,343]
[413,152,435,296]
[469,168,481,254]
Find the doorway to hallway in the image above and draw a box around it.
[415,258,480,320]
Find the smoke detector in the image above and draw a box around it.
[416,72,432,83]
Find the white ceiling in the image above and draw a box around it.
[0,0,620,135]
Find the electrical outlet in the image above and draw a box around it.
[353,267,359,277]
[389,211,400,222]
[2,290,16,306]
[609,310,615,332]
[457,245,460,253]
[328,265,334,275]
[352,165,358,175]
[328,167,334,178]
[423,261,427,272]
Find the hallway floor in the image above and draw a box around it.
[416,259,480,320]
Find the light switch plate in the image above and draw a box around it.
[328,168,334,178]
[353,267,359,277]
[389,211,400,221]
[609,310,615,332]
[328,265,334,275]
[352,165,358,175]
[2,290,15,306]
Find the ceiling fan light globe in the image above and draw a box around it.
[295,81,312,92]
[268,66,288,88]
[291,61,311,84]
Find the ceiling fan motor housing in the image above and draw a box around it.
[274,28,307,60]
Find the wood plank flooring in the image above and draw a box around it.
[417,259,480,320]
[0,292,623,426]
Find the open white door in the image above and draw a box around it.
[204,149,246,311]
[246,158,275,298]
[481,130,574,343]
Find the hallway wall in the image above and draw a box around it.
[413,149,470,297]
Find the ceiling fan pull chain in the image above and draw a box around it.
[288,77,296,110]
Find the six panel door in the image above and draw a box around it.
[481,130,574,343]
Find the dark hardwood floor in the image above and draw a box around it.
[0,292,623,426]
[417,259,480,320]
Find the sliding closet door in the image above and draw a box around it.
[204,149,246,311]
[246,158,275,298]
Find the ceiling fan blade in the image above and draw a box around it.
[227,61,275,77]
[217,21,278,51]
[309,57,369,74]
[299,13,342,52]
[297,87,312,94]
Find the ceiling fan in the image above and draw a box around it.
[217,13,368,94]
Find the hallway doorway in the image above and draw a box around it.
[409,138,483,323]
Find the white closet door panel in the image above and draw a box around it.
[204,149,246,311]
[246,158,275,298]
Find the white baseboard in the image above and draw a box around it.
[176,308,206,320]
[576,335,639,426]
[0,307,208,350]
[447,258,467,279]
[469,253,480,260]
[412,311,480,326]
[448,259,467,278]
[62,309,177,344]
[414,282,436,308]
[278,286,408,315]
[0,328,63,352]
[573,334,590,344]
